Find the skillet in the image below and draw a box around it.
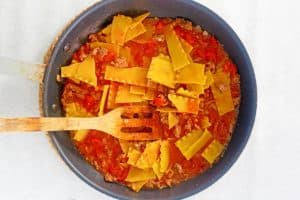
[42,0,257,199]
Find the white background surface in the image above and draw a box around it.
[0,0,299,199]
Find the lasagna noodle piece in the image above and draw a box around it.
[159,140,170,173]
[130,85,146,95]
[165,26,191,71]
[100,24,112,43]
[135,141,161,169]
[73,130,88,142]
[175,63,206,84]
[131,12,150,29]
[119,46,133,66]
[201,139,224,164]
[125,23,146,42]
[152,160,163,179]
[115,85,144,103]
[168,94,201,114]
[147,54,175,88]
[101,24,111,35]
[175,129,213,160]
[127,148,142,166]
[211,71,234,115]
[203,70,214,89]
[124,12,150,42]
[175,130,203,154]
[119,140,135,154]
[176,87,198,98]
[64,102,92,117]
[98,85,110,116]
[129,180,148,192]
[168,112,179,129]
[125,167,156,182]
[142,88,156,100]
[104,66,148,87]
[111,15,133,46]
[179,38,193,62]
[200,116,211,129]
[61,56,97,87]
[107,83,118,109]
[186,84,204,96]
[183,129,213,160]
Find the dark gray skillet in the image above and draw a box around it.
[42,0,257,199]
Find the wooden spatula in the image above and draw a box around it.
[0,105,162,141]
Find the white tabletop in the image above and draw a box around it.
[0,0,299,199]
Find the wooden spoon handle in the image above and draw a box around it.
[0,117,100,132]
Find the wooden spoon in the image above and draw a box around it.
[0,106,162,141]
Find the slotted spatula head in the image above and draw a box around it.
[96,105,162,141]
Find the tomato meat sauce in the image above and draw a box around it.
[60,14,240,192]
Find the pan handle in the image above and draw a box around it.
[0,56,45,83]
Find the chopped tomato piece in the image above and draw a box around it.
[153,94,169,107]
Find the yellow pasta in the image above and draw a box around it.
[125,167,156,182]
[176,87,198,98]
[61,63,78,78]
[115,85,144,103]
[73,130,88,142]
[65,103,92,117]
[179,38,193,62]
[202,139,224,164]
[201,116,211,129]
[101,24,112,43]
[147,55,175,88]
[165,26,191,71]
[211,71,234,115]
[119,140,134,154]
[125,23,146,42]
[175,63,206,84]
[101,24,112,35]
[175,129,213,160]
[61,56,97,87]
[111,15,133,45]
[168,112,179,129]
[107,84,118,109]
[183,129,213,160]
[104,66,148,87]
[142,88,156,100]
[135,141,160,169]
[128,181,148,192]
[119,46,134,66]
[130,85,146,95]
[203,70,214,89]
[98,85,110,116]
[168,94,201,114]
[152,160,163,179]
[186,84,204,96]
[127,148,142,166]
[131,12,150,28]
[159,140,170,173]
[124,12,150,42]
[175,130,203,154]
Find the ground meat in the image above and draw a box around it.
[112,57,128,67]
[153,34,165,42]
[174,125,181,138]
[104,173,117,182]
